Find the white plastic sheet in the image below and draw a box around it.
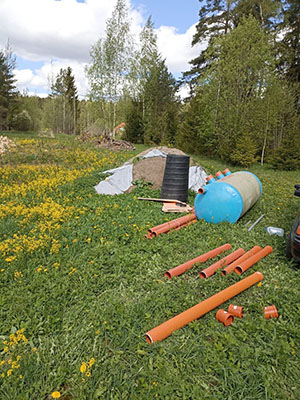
[94,150,207,195]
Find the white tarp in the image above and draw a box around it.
[94,165,133,195]
[94,150,207,195]
[189,166,208,192]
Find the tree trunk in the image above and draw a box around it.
[73,96,76,134]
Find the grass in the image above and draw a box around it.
[0,131,300,399]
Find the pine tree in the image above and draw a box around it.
[50,67,78,134]
[182,16,289,164]
[279,0,300,83]
[143,57,178,145]
[0,43,18,130]
[124,100,144,143]
[186,0,281,84]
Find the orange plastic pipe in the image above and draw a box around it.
[221,246,262,275]
[216,309,234,326]
[146,213,197,239]
[264,304,279,319]
[145,271,264,343]
[199,248,245,279]
[147,217,196,238]
[235,246,273,275]
[228,304,244,318]
[164,243,231,279]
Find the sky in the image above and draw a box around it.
[0,0,203,98]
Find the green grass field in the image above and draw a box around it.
[0,132,300,400]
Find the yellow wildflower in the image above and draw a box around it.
[89,358,95,367]
[80,362,87,373]
[51,392,61,399]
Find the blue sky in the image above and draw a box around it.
[130,0,200,33]
[0,0,203,97]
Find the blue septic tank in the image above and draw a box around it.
[194,169,262,224]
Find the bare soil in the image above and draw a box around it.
[128,146,192,192]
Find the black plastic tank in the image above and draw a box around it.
[160,154,190,202]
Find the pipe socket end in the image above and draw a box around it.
[198,187,206,195]
[199,271,207,279]
[164,272,172,280]
[145,334,153,344]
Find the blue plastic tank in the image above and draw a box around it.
[194,171,262,224]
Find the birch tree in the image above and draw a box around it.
[86,0,135,136]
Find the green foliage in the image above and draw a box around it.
[278,0,300,83]
[86,0,134,133]
[0,42,18,130]
[143,58,178,145]
[124,100,144,143]
[50,67,79,135]
[230,132,258,166]
[187,0,281,85]
[16,94,43,132]
[271,125,300,169]
[181,16,300,167]
[11,109,32,131]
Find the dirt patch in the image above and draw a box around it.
[132,157,166,189]
[127,147,195,192]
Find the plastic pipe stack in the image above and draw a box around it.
[194,169,262,224]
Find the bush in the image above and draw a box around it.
[11,110,32,131]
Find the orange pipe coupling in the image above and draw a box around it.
[228,304,244,318]
[216,309,234,326]
[145,271,264,343]
[199,248,245,279]
[146,212,197,239]
[221,246,262,275]
[234,246,273,275]
[164,243,231,279]
[264,304,278,319]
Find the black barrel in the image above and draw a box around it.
[160,154,190,202]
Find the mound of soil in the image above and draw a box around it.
[128,147,193,191]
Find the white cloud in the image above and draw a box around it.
[156,24,205,74]
[178,84,191,100]
[0,0,202,96]
[0,0,119,62]
[14,60,89,98]
[13,69,34,87]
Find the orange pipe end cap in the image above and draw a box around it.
[198,187,206,194]
[264,304,279,319]
[206,175,214,181]
[223,168,230,174]
[215,171,223,178]
[216,309,234,326]
[228,304,244,318]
